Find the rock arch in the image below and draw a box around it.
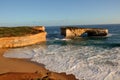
[61,27,108,38]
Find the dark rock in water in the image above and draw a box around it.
[61,27,108,38]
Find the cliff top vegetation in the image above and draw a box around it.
[0,27,41,37]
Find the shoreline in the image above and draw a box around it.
[0,48,77,80]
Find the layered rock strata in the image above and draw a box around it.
[0,26,47,48]
[61,27,108,38]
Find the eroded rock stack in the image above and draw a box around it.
[61,27,108,38]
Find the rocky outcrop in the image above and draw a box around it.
[0,26,47,48]
[33,26,45,31]
[61,27,108,38]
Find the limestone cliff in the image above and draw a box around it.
[33,26,45,31]
[61,27,108,38]
[0,26,47,48]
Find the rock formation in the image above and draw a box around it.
[0,26,47,48]
[33,26,45,31]
[61,27,108,38]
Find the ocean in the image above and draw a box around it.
[4,24,120,80]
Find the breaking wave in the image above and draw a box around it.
[4,44,120,80]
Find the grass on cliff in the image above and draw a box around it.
[0,27,41,37]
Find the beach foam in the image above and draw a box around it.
[4,45,120,80]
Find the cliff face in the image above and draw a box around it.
[0,26,47,48]
[61,27,108,38]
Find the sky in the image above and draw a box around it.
[0,0,120,26]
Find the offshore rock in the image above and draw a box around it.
[61,27,108,38]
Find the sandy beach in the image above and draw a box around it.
[0,48,77,80]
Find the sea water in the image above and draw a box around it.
[4,24,120,80]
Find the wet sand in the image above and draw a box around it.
[0,49,77,80]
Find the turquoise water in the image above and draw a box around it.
[4,24,120,80]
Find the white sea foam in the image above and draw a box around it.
[106,33,119,37]
[4,47,34,58]
[3,45,45,59]
[4,45,120,80]
[61,38,71,41]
